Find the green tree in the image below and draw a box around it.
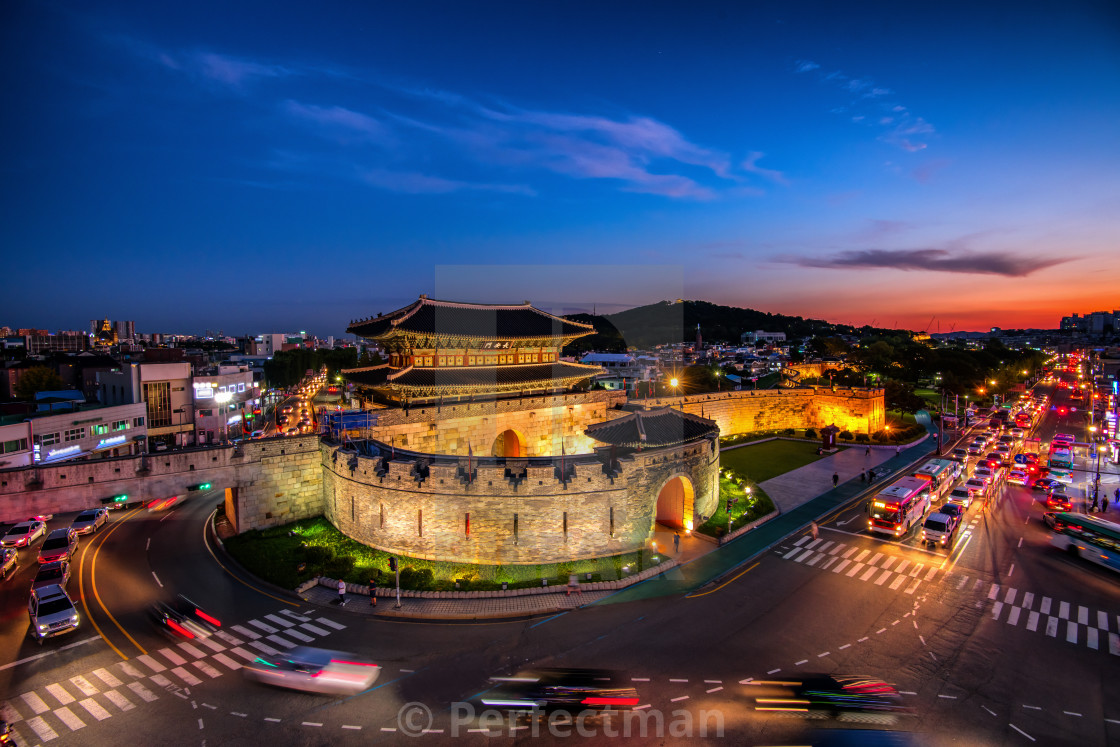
[14,366,66,400]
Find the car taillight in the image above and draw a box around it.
[582,696,640,706]
[167,619,195,639]
[328,659,376,667]
[195,609,221,627]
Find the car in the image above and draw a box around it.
[28,584,80,642]
[921,512,957,547]
[964,478,988,497]
[37,528,78,564]
[70,508,109,535]
[948,486,975,509]
[949,448,969,462]
[966,443,984,456]
[30,513,54,522]
[1041,511,1068,530]
[1045,489,1072,512]
[1009,428,1025,440]
[994,446,1013,465]
[0,548,17,579]
[751,674,913,724]
[281,405,293,414]
[147,495,182,512]
[243,646,382,696]
[148,596,221,640]
[250,430,265,439]
[1020,452,1040,465]
[480,668,640,713]
[939,502,966,525]
[31,560,70,592]
[1,520,46,549]
[973,467,995,485]
[1033,477,1060,491]
[285,427,299,435]
[1008,470,1029,486]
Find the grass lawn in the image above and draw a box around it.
[695,475,776,538]
[720,439,844,483]
[222,515,663,592]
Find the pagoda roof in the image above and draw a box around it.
[343,361,603,398]
[347,296,595,342]
[585,406,718,449]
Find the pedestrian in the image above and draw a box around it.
[896,445,901,456]
[337,578,347,606]
[1091,496,1099,513]
[1101,498,1108,514]
[860,471,866,483]
[674,532,681,554]
[369,579,378,607]
[1115,488,1119,505]
[810,521,819,540]
[832,472,839,487]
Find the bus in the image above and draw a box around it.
[1049,513,1120,573]
[1049,447,1073,469]
[868,476,933,538]
[912,459,958,500]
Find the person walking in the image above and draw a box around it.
[337,578,347,606]
[673,532,681,554]
[860,471,866,483]
[896,445,901,456]
[865,446,871,457]
[832,472,839,488]
[810,521,819,540]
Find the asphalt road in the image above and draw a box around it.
[3,368,1119,745]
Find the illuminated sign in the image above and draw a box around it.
[45,445,82,461]
[96,435,127,450]
[479,341,513,350]
[227,414,242,425]
[193,382,215,399]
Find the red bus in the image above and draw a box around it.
[868,476,933,538]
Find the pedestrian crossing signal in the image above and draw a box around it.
[188,483,212,491]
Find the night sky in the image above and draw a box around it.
[3,1,1119,337]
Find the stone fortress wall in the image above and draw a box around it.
[320,436,720,565]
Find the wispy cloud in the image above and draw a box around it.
[360,168,535,195]
[777,248,1073,277]
[794,59,934,152]
[283,100,392,144]
[154,49,289,88]
[740,152,787,185]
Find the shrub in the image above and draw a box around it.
[804,428,817,439]
[873,430,888,442]
[399,567,435,590]
[302,545,333,564]
[855,433,869,443]
[782,427,795,436]
[323,555,354,579]
[840,431,853,440]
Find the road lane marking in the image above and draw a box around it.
[126,682,158,702]
[937,694,957,699]
[767,668,781,674]
[231,625,260,640]
[158,648,188,666]
[889,575,906,590]
[26,715,58,742]
[1098,611,1108,630]
[202,509,299,607]
[193,661,223,679]
[196,636,226,653]
[1110,633,1120,656]
[266,635,298,649]
[54,706,85,731]
[171,667,203,686]
[1009,724,1035,742]
[904,578,921,594]
[924,565,938,581]
[136,655,166,673]
[832,559,851,574]
[919,635,926,645]
[982,706,997,716]
[820,556,838,569]
[1066,622,1078,644]
[102,690,134,712]
[1087,628,1099,650]
[989,601,1002,621]
[316,617,346,630]
[45,684,75,706]
[875,570,892,585]
[248,641,280,655]
[213,653,242,671]
[854,550,871,563]
[1022,592,1034,609]
[1059,601,1070,619]
[1022,705,1041,710]
[988,584,1000,600]
[669,679,688,683]
[956,576,969,590]
[300,623,330,636]
[151,571,163,588]
[1077,606,1088,625]
[846,562,864,577]
[793,536,810,547]
[670,696,689,703]
[248,620,279,634]
[92,668,122,688]
[706,687,723,693]
[686,562,760,598]
[839,644,851,650]
[178,643,207,659]
[1004,588,1017,604]
[858,636,869,642]
[1041,597,1052,615]
[1063,711,1082,717]
[1026,611,1040,632]
[794,659,808,665]
[860,566,878,582]
[895,559,910,574]
[806,554,823,567]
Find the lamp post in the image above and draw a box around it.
[215,391,232,444]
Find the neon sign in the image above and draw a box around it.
[96,435,127,449]
[45,445,81,461]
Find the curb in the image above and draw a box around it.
[207,510,305,603]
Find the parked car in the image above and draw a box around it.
[31,560,70,592]
[1,520,46,549]
[70,508,108,535]
[37,528,78,564]
[28,584,80,642]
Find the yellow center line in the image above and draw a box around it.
[686,562,760,598]
[78,505,145,660]
[202,508,299,607]
[90,506,148,657]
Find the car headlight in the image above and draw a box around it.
[71,615,79,624]
[38,624,48,632]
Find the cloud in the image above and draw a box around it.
[740,152,787,185]
[152,49,289,88]
[777,248,1074,277]
[359,168,534,196]
[794,60,820,73]
[283,100,392,144]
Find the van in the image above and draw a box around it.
[921,512,957,547]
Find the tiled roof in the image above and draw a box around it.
[386,362,601,391]
[584,407,718,448]
[347,297,595,341]
[340,365,392,387]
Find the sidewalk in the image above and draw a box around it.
[288,437,938,619]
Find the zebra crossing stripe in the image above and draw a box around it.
[126,682,158,703]
[794,548,815,562]
[78,698,111,721]
[1027,611,1040,632]
[867,552,883,567]
[54,706,85,731]
[170,667,203,687]
[316,617,346,631]
[794,535,810,547]
[859,566,878,582]
[21,691,49,715]
[157,647,188,666]
[1077,606,1089,625]
[265,614,295,628]
[136,655,166,673]
[874,570,892,586]
[26,715,58,742]
[1046,617,1059,637]
[956,575,969,590]
[1087,628,1099,650]
[889,575,906,590]
[806,553,823,567]
[846,562,864,578]
[231,624,261,640]
[820,556,838,570]
[904,578,921,595]
[988,584,1000,600]
[1098,611,1109,631]
[992,602,1004,620]
[149,675,174,689]
[266,634,298,649]
[783,547,803,560]
[880,556,897,570]
[1067,622,1078,644]
[806,538,824,550]
[101,690,134,712]
[249,619,279,634]
[213,653,242,671]
[1041,597,1052,615]
[1110,633,1120,656]
[70,676,99,697]
[1059,601,1070,620]
[854,549,871,563]
[117,662,144,679]
[832,559,851,574]
[1007,607,1021,626]
[895,559,910,574]
[248,641,280,656]
[279,609,313,622]
[196,636,226,653]
[192,661,223,679]
[231,647,259,662]
[828,543,846,555]
[92,668,123,688]
[1004,588,1017,605]
[45,684,75,706]
[215,630,245,645]
[909,563,924,578]
[1022,592,1034,609]
[177,642,207,659]
[842,546,859,558]
[924,565,938,581]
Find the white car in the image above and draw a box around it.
[70,508,109,535]
[1008,470,1029,486]
[243,647,381,695]
[2,520,46,549]
[28,584,80,642]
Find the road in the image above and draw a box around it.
[2,366,1119,745]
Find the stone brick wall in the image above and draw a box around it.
[640,387,884,436]
[320,434,719,565]
[0,437,323,527]
[368,390,628,457]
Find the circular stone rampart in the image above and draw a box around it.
[320,437,719,565]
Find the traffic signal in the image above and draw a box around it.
[102,494,128,505]
[188,483,212,491]
[389,557,398,572]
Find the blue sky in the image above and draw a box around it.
[3,1,1119,337]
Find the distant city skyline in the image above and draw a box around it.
[3,1,1119,335]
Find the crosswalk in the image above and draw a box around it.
[0,607,346,744]
[783,535,1120,657]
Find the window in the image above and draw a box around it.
[92,424,109,436]
[133,416,145,427]
[65,427,85,442]
[469,356,476,365]
[113,420,129,431]
[438,356,446,366]
[143,381,172,427]
[237,383,246,393]
[38,432,60,447]
[3,438,28,453]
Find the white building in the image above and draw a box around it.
[191,366,260,444]
[741,330,787,345]
[98,362,193,447]
[0,421,33,469]
[27,402,148,464]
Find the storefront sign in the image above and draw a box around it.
[96,435,127,450]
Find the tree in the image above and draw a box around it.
[14,366,66,400]
[883,379,925,413]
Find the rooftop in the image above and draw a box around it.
[347,296,595,342]
[585,406,718,449]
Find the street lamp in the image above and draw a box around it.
[215,391,232,444]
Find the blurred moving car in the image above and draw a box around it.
[243,647,381,695]
[1041,511,1068,530]
[147,495,182,512]
[37,528,78,564]
[1033,477,1060,492]
[1,520,45,549]
[480,668,640,713]
[750,674,913,724]
[28,584,80,642]
[148,595,221,640]
[0,548,16,579]
[31,560,70,592]
[70,508,108,535]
